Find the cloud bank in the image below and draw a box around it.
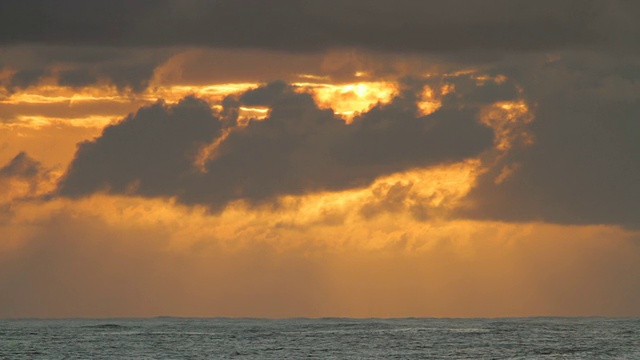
[460,54,640,229]
[2,1,638,53]
[57,81,496,210]
[0,46,171,92]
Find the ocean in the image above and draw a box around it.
[1,317,638,359]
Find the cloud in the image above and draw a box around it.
[0,152,53,197]
[9,49,640,230]
[4,68,48,91]
[0,46,171,92]
[0,152,57,218]
[459,53,640,228]
[57,80,496,210]
[1,1,638,53]
[0,152,42,179]
[58,96,224,199]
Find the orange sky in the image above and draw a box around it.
[1,46,640,318]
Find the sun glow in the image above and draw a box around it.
[417,85,442,117]
[480,100,535,151]
[0,85,130,105]
[271,159,482,231]
[2,115,117,129]
[2,81,400,126]
[237,106,270,124]
[295,81,398,120]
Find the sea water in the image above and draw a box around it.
[1,317,638,359]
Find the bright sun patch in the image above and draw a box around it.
[296,81,399,120]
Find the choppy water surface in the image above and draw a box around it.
[1,317,638,359]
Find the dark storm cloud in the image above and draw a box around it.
[57,80,496,210]
[1,0,637,53]
[460,54,640,228]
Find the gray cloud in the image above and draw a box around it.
[1,0,638,53]
[58,96,224,199]
[4,69,49,91]
[0,152,43,180]
[56,59,161,92]
[0,46,170,92]
[459,54,640,228]
[57,80,496,210]
[0,152,53,215]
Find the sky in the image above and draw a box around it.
[1,0,639,318]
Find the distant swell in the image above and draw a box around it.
[81,324,129,329]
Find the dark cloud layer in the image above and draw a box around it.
[461,54,640,228]
[0,46,170,92]
[57,81,495,209]
[3,0,638,92]
[1,0,638,53]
